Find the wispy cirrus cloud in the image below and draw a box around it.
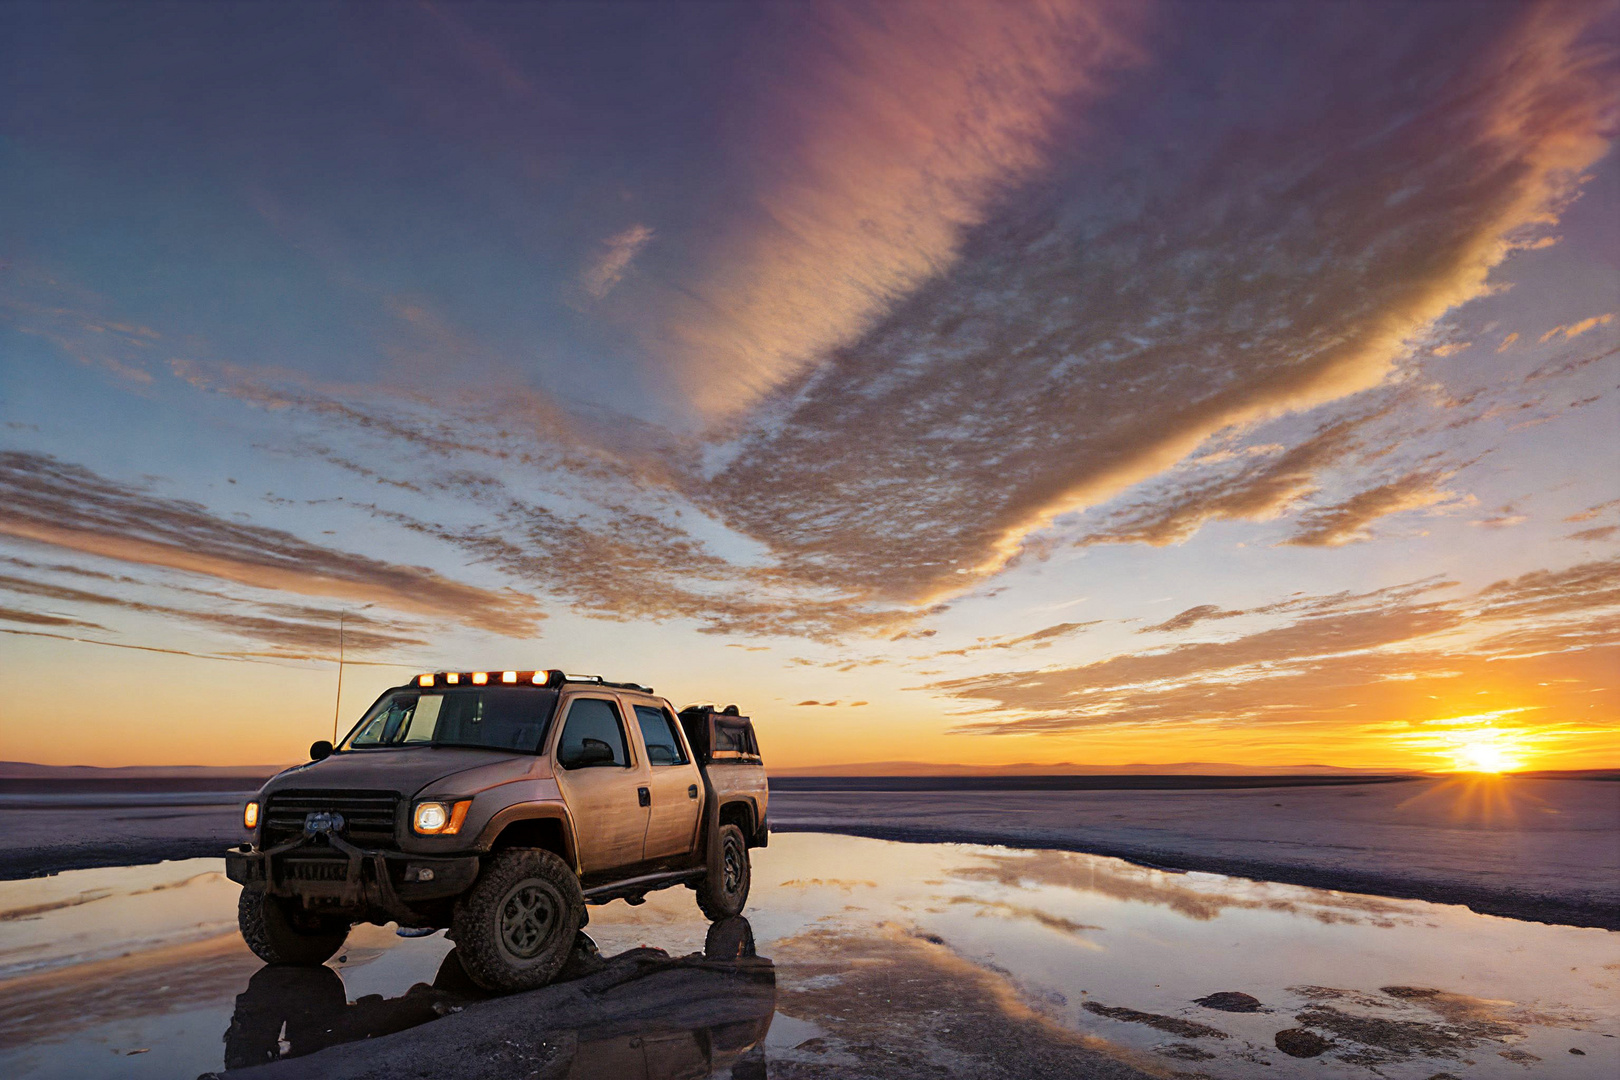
[579,223,654,300]
[934,557,1620,738]
[1075,410,1396,548]
[637,0,1149,416]
[1539,313,1614,343]
[1283,470,1462,547]
[689,1,1615,604]
[9,3,1612,661]
[0,566,428,657]
[0,452,543,637]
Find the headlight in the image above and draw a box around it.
[243,801,259,830]
[414,802,449,833]
[413,800,471,835]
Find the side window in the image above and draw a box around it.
[711,718,758,759]
[557,698,630,768]
[634,706,688,766]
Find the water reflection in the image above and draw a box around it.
[222,956,473,1069]
[218,920,773,1079]
[2,837,1614,1080]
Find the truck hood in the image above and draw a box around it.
[259,747,543,800]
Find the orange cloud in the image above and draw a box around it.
[693,2,1615,605]
[937,558,1620,743]
[646,0,1148,416]
[1284,471,1461,547]
[0,453,543,637]
[1538,313,1614,343]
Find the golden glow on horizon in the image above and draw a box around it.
[3,633,1616,771]
[1447,730,1521,774]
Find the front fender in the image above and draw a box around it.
[472,802,579,871]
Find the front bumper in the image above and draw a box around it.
[225,832,479,917]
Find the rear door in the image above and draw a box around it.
[550,695,649,874]
[631,702,704,862]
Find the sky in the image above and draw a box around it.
[1,0,1617,772]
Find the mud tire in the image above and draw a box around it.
[451,848,584,993]
[237,883,349,966]
[696,824,751,921]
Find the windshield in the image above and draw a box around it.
[340,687,560,753]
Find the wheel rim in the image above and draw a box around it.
[498,881,559,960]
[723,838,744,894]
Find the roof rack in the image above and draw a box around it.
[563,674,655,694]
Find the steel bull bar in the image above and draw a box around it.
[225,822,478,923]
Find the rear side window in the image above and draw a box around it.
[711,718,759,759]
[634,706,688,766]
[557,698,630,767]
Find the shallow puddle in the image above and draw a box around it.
[0,833,1614,1078]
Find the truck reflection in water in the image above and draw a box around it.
[221,918,772,1079]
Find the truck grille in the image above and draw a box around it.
[282,856,352,882]
[263,789,399,846]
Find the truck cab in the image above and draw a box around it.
[225,669,768,992]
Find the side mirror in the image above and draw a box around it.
[562,738,615,768]
[310,740,334,761]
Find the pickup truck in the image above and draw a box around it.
[225,669,768,992]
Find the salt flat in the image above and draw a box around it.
[769,776,1620,928]
[3,835,1616,1079]
[2,775,1614,929]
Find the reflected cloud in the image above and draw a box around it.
[945,896,1106,948]
[952,848,1413,924]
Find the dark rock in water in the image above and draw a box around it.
[1570,1047,1586,1055]
[1423,1073,1463,1080]
[1157,1042,1216,1061]
[1082,1001,1228,1039]
[1296,1001,1511,1056]
[1381,985,1440,999]
[1194,991,1263,1012]
[1275,1028,1332,1058]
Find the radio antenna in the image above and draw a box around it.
[332,610,345,742]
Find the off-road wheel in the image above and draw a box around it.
[696,823,751,921]
[237,883,349,966]
[451,848,583,993]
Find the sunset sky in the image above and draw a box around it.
[2,0,1616,772]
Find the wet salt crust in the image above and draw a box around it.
[0,834,1614,1079]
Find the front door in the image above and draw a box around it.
[551,695,648,874]
[632,704,705,862]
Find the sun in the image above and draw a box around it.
[1445,728,1525,774]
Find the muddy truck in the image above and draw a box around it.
[225,670,767,991]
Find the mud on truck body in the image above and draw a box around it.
[225,669,767,992]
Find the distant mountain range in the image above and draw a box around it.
[2,758,1404,780]
[0,761,289,779]
[5,760,1609,784]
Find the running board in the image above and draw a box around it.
[583,867,704,904]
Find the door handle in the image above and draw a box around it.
[637,786,650,807]
[688,784,699,799]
